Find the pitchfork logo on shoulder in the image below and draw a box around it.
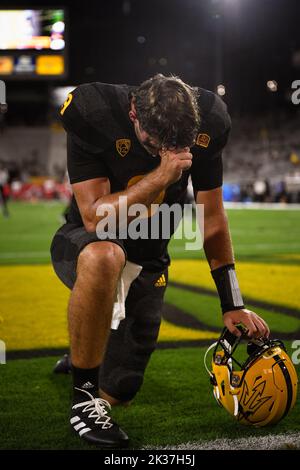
[0,80,7,113]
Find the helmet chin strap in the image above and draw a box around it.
[204,328,275,382]
[204,328,236,379]
[204,341,218,378]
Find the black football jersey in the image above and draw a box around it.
[59,82,231,269]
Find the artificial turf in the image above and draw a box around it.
[1,202,300,265]
[0,202,300,449]
[1,346,299,450]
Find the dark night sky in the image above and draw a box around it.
[2,0,300,116]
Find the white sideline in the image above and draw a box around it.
[143,432,300,450]
[170,242,300,252]
[224,202,300,210]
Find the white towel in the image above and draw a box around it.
[111,261,143,330]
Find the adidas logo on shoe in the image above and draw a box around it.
[81,381,95,390]
[70,387,129,448]
[155,274,166,287]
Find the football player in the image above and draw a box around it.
[50,74,270,448]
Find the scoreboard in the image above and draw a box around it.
[0,8,67,80]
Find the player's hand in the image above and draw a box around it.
[223,308,270,339]
[157,147,193,186]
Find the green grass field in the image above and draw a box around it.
[1,347,299,450]
[0,202,300,449]
[1,202,300,265]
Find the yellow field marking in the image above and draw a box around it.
[0,265,218,351]
[0,265,69,351]
[159,320,219,341]
[169,260,300,310]
[1,259,298,351]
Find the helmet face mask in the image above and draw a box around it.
[206,328,298,427]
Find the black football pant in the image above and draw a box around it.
[51,223,168,401]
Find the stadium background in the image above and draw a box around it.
[0,0,300,450]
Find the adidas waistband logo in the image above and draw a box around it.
[155,274,166,287]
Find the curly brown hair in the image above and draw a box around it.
[132,74,200,149]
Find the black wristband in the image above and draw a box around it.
[211,263,245,314]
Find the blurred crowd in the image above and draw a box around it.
[0,159,71,204]
[221,111,300,202]
[0,110,299,204]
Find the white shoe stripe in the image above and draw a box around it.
[74,422,86,431]
[79,427,91,436]
[70,416,80,424]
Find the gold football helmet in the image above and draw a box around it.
[205,328,298,427]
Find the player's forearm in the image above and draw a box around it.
[86,168,167,232]
[203,211,235,270]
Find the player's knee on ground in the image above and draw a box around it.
[99,306,162,402]
[100,369,145,403]
[77,241,126,278]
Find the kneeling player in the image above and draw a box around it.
[51,74,269,448]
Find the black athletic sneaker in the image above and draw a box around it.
[53,354,71,374]
[70,387,129,448]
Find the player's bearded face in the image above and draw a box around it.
[133,120,162,156]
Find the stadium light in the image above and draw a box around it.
[137,36,146,44]
[267,80,278,92]
[52,86,75,106]
[52,21,65,34]
[211,0,239,5]
[159,57,168,66]
[50,39,65,50]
